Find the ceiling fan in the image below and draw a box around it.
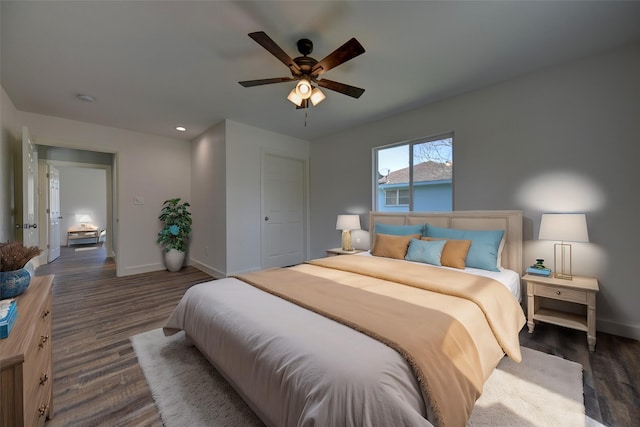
[239,31,365,108]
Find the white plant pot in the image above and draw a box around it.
[164,249,185,272]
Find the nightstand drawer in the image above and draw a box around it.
[534,283,587,304]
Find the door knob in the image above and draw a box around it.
[265,216,269,221]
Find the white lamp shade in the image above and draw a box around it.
[539,213,589,242]
[76,214,92,224]
[336,214,361,231]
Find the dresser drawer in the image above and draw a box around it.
[24,341,52,403]
[534,283,587,304]
[24,324,52,427]
[25,379,51,427]
[0,275,54,427]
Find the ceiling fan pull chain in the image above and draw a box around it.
[305,110,308,127]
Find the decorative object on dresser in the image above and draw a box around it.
[335,214,361,252]
[524,273,599,351]
[0,241,42,299]
[0,298,18,339]
[157,198,192,272]
[0,274,54,426]
[538,213,589,280]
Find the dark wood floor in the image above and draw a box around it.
[37,245,212,426]
[37,245,638,427]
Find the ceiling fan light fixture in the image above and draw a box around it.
[287,88,303,106]
[310,87,326,106]
[295,79,312,99]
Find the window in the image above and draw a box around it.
[374,133,453,212]
[385,189,410,206]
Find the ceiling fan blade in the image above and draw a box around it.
[249,32,301,75]
[312,38,365,76]
[315,78,365,98]
[239,77,296,87]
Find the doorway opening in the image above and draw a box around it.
[37,145,116,266]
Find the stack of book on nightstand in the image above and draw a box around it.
[0,298,18,339]
[526,266,552,277]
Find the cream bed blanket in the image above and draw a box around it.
[238,257,524,427]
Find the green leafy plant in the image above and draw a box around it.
[0,241,42,272]
[157,198,192,253]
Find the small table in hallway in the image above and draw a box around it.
[67,226,100,246]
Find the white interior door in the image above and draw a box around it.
[48,165,61,261]
[16,126,38,248]
[261,153,305,269]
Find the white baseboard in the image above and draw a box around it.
[117,262,164,277]
[189,258,225,279]
[597,317,640,341]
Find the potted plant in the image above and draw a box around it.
[0,242,42,298]
[157,198,192,272]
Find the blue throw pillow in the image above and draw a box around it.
[405,238,446,266]
[424,225,504,272]
[375,223,424,236]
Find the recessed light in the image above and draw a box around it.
[76,94,96,102]
[175,126,187,132]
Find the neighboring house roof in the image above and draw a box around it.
[379,161,452,185]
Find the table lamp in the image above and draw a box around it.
[538,213,589,280]
[76,214,93,229]
[336,214,361,252]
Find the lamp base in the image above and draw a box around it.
[553,242,573,280]
[341,230,354,252]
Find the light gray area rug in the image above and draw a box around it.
[131,329,586,427]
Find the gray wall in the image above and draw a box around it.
[189,119,310,277]
[310,42,640,339]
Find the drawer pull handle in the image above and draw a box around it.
[38,404,48,417]
[42,309,50,318]
[40,373,49,385]
[39,334,49,348]
[555,291,561,295]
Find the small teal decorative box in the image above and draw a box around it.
[526,266,552,277]
[0,299,18,339]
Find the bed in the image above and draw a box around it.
[164,210,526,427]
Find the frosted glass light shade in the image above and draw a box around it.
[295,79,312,99]
[310,87,326,106]
[287,88,303,106]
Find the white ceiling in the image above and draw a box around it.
[2,1,640,142]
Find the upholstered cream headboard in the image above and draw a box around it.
[369,210,523,275]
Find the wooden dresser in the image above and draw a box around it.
[0,274,54,427]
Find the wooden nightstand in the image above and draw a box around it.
[325,248,365,257]
[523,274,599,351]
